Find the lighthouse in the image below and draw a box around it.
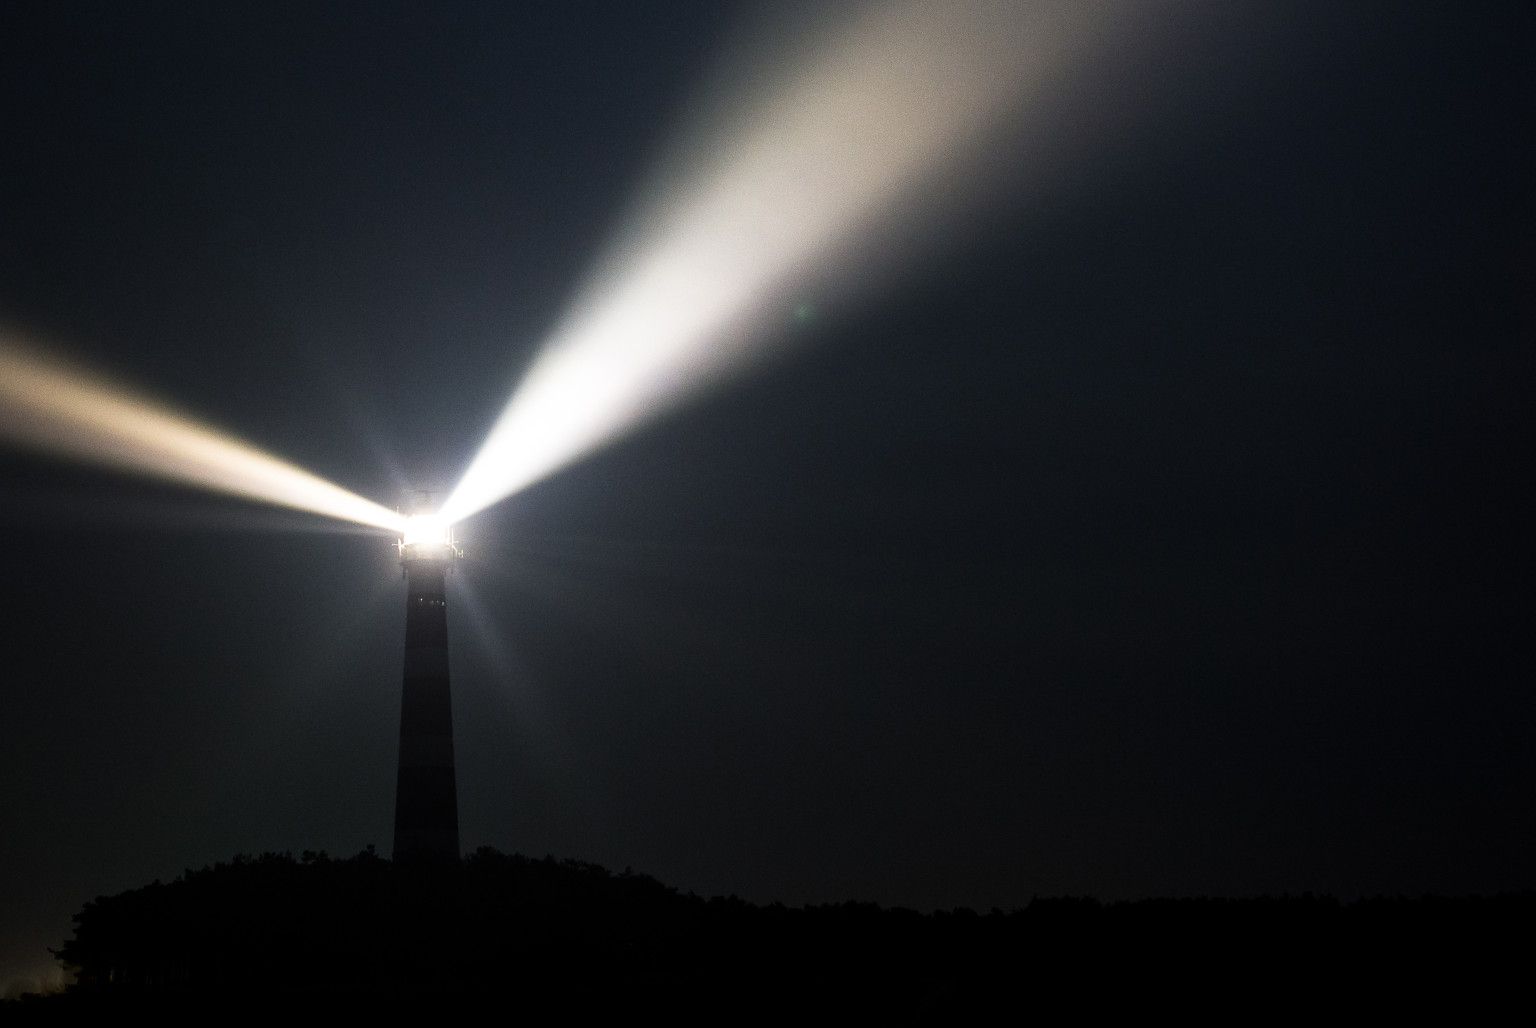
[392,510,462,864]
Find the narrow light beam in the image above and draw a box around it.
[441,0,1194,523]
[0,335,405,533]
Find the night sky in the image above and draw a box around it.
[2,1,1532,992]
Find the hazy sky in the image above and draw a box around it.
[1,0,1531,994]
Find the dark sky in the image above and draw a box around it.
[2,0,1532,992]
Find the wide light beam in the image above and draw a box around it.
[0,335,405,533]
[441,0,1178,523]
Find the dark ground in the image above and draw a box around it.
[12,849,1531,1014]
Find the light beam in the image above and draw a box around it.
[0,334,405,533]
[441,0,1210,523]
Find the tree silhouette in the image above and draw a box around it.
[33,849,1534,1010]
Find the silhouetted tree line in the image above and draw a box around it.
[42,849,1533,1010]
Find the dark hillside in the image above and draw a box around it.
[37,849,1532,1012]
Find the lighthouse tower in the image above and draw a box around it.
[392,510,462,864]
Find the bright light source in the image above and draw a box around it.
[400,514,451,548]
[439,0,1210,524]
[0,334,406,533]
[397,512,461,562]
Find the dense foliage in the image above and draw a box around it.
[45,849,1532,1010]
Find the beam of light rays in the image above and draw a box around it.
[449,570,609,845]
[0,486,400,538]
[0,334,406,533]
[450,570,563,727]
[441,0,1218,524]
